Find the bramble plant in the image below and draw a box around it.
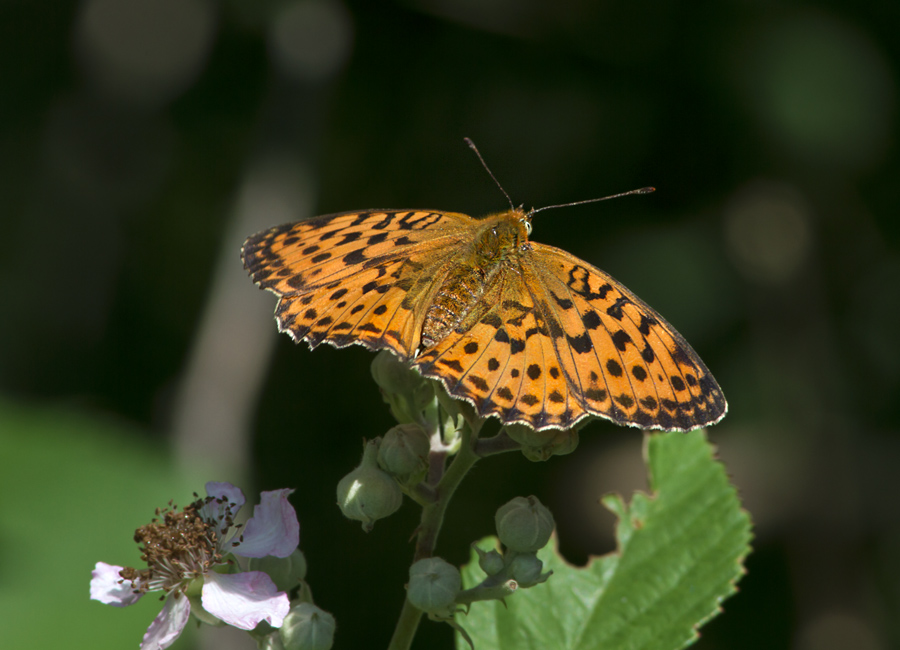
[91,351,751,649]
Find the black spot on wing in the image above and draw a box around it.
[638,314,658,336]
[343,249,367,265]
[606,359,623,377]
[611,330,632,351]
[606,297,629,320]
[582,311,602,330]
[467,375,489,392]
[567,332,593,354]
[438,358,464,373]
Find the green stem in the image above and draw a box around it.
[387,425,482,650]
[388,597,426,650]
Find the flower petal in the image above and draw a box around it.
[234,489,299,558]
[141,593,191,650]
[201,571,290,630]
[205,481,246,509]
[90,562,143,607]
[201,481,246,538]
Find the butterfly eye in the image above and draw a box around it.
[522,220,532,236]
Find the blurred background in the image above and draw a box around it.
[1,0,898,648]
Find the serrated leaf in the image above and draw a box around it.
[458,430,752,650]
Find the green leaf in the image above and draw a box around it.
[458,429,752,650]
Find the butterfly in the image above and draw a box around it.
[242,201,727,432]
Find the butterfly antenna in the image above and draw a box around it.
[530,187,656,217]
[464,137,515,211]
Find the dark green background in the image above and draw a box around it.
[2,1,898,649]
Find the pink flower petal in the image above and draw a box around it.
[201,571,289,630]
[235,489,299,558]
[205,481,246,509]
[141,593,191,650]
[201,482,246,538]
[90,562,143,607]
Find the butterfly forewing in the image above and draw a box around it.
[242,210,475,358]
[526,244,727,430]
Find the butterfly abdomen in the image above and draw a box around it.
[421,262,489,348]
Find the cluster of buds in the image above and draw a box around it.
[337,353,458,531]
[404,495,556,622]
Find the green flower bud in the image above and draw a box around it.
[371,350,426,395]
[508,553,545,587]
[474,546,504,576]
[407,557,461,613]
[505,424,580,461]
[279,603,336,650]
[370,352,435,423]
[336,440,402,532]
[248,549,307,592]
[378,423,430,484]
[495,496,555,553]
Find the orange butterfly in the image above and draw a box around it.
[242,195,727,432]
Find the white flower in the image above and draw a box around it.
[91,482,299,649]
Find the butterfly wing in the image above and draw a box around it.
[244,209,726,432]
[412,242,726,431]
[524,242,727,430]
[242,210,474,359]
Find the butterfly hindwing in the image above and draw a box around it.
[413,268,579,429]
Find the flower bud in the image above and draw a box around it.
[378,423,430,484]
[508,553,546,587]
[371,351,434,422]
[406,557,461,613]
[279,603,336,650]
[371,350,425,395]
[336,440,402,531]
[495,496,555,553]
[474,546,504,576]
[505,424,579,462]
[248,549,307,592]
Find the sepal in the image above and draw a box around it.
[248,549,308,593]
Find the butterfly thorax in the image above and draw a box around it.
[420,211,529,350]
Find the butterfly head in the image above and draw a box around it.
[474,209,531,264]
